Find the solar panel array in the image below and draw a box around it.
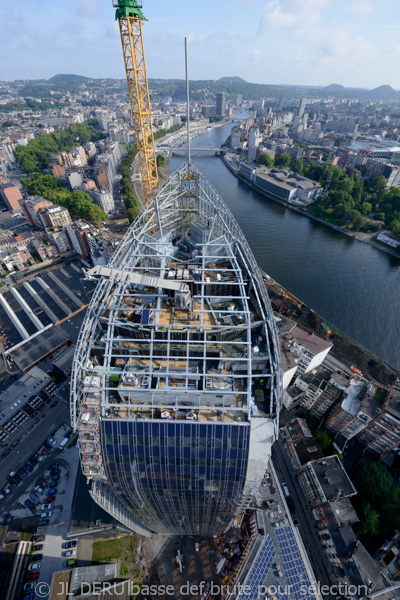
[273,579,291,600]
[240,535,276,600]
[275,526,314,600]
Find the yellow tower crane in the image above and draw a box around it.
[113,1,158,207]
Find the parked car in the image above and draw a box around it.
[24,464,33,473]
[63,559,76,567]
[14,473,22,483]
[26,572,39,580]
[46,495,55,502]
[28,562,41,571]
[33,544,43,551]
[31,553,43,561]
[35,486,43,493]
[50,463,59,469]
[35,453,43,462]
[9,479,17,489]
[49,480,58,487]
[29,457,37,466]
[1,449,10,459]
[50,469,60,477]
[24,583,35,591]
[3,485,11,494]
[24,499,34,510]
[29,492,40,504]
[30,535,45,542]
[43,442,52,451]
[38,519,49,527]
[22,594,34,600]
[40,449,48,456]
[62,541,77,549]
[48,438,57,447]
[46,488,57,496]
[20,469,28,479]
[41,511,52,518]
[41,503,53,510]
[39,479,48,488]
[0,492,4,501]
[50,475,59,481]
[62,550,76,557]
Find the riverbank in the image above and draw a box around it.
[263,276,399,384]
[221,154,400,261]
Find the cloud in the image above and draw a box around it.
[258,0,331,34]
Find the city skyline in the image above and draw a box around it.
[1,0,399,89]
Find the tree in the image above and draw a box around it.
[290,158,304,175]
[350,209,365,230]
[258,153,274,168]
[361,202,372,215]
[357,502,380,536]
[314,429,332,451]
[157,154,166,167]
[275,153,291,168]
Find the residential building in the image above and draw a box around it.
[66,224,91,258]
[281,324,332,375]
[216,92,226,116]
[38,205,72,229]
[298,455,357,526]
[356,389,400,455]
[282,418,323,471]
[91,188,114,214]
[47,229,71,253]
[324,378,368,436]
[21,198,53,227]
[298,99,307,119]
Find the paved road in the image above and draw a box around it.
[273,440,335,599]
[0,401,69,489]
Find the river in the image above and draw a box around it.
[171,122,400,371]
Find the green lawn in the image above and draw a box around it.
[92,535,144,580]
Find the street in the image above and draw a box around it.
[273,440,335,600]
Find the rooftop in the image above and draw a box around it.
[284,324,332,356]
[308,455,357,501]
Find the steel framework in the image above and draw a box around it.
[118,14,158,206]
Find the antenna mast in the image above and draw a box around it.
[185,37,191,162]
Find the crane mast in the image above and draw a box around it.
[114,1,158,206]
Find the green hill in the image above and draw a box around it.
[48,74,89,84]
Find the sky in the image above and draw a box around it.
[1,0,400,89]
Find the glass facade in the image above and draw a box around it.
[102,419,251,535]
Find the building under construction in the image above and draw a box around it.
[70,0,282,538]
[71,159,282,536]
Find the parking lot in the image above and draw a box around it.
[3,441,82,599]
